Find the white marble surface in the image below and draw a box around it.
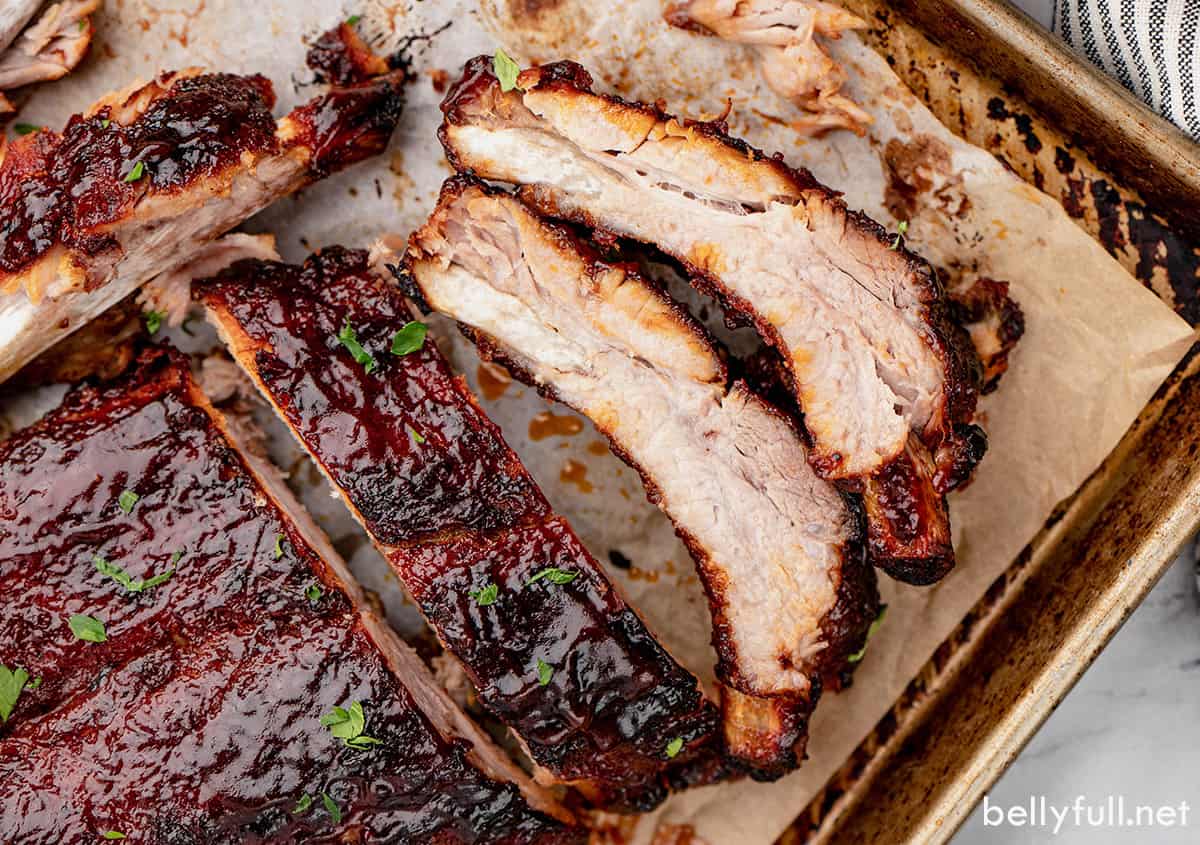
[956,6,1200,841]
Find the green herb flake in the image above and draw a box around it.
[527,567,577,586]
[0,665,31,722]
[321,792,342,824]
[13,123,40,136]
[93,554,174,595]
[321,700,382,749]
[101,832,126,840]
[143,310,164,335]
[890,220,909,250]
[274,534,286,560]
[306,583,323,603]
[390,321,427,356]
[100,118,111,129]
[469,583,498,606]
[171,550,183,565]
[406,425,426,446]
[493,48,521,92]
[336,319,378,374]
[28,676,42,690]
[847,606,888,664]
[69,614,107,643]
[293,793,313,814]
[123,160,146,183]
[345,14,362,25]
[536,658,553,687]
[118,490,139,514]
[78,19,87,31]
[665,737,684,759]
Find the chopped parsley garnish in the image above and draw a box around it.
[336,319,378,374]
[306,583,323,603]
[321,700,382,750]
[28,676,42,690]
[406,425,426,446]
[890,220,909,250]
[527,567,577,586]
[493,48,521,92]
[100,118,111,129]
[390,321,427,356]
[536,658,553,687]
[847,606,888,664]
[13,123,40,135]
[143,310,164,334]
[101,833,126,840]
[293,793,313,814]
[123,160,146,183]
[69,614,107,643]
[274,534,286,560]
[117,490,139,514]
[665,737,684,759]
[93,554,174,594]
[321,792,342,824]
[345,14,362,25]
[469,583,498,606]
[0,665,31,722]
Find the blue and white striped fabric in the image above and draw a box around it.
[1053,0,1200,140]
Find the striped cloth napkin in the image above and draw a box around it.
[1053,0,1199,140]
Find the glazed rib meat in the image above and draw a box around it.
[194,247,722,810]
[0,347,580,843]
[394,178,879,778]
[438,57,986,585]
[0,32,403,385]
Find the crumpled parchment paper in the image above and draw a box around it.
[2,2,1194,843]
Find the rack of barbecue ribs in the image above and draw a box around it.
[436,56,995,586]
[0,346,583,843]
[194,246,726,809]
[389,176,880,779]
[0,23,404,385]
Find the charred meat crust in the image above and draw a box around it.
[401,176,880,779]
[438,57,984,586]
[195,247,722,813]
[948,276,1026,395]
[305,22,392,87]
[0,346,580,844]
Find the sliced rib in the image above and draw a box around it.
[194,247,723,809]
[438,57,985,584]
[0,36,404,385]
[395,177,880,778]
[0,346,580,843]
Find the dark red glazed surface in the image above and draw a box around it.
[0,60,404,287]
[0,349,577,844]
[0,73,278,281]
[195,250,722,811]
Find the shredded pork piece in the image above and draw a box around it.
[667,0,872,136]
[0,0,99,92]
